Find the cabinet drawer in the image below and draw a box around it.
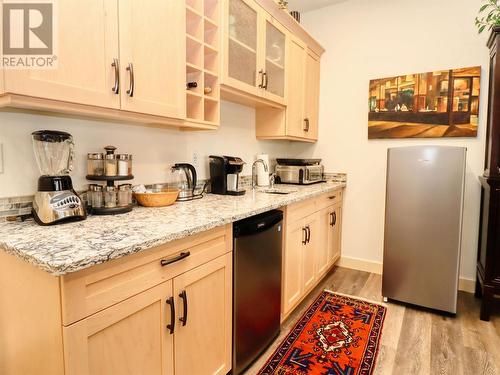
[316,190,342,211]
[287,198,317,224]
[61,225,232,325]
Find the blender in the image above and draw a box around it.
[31,130,86,225]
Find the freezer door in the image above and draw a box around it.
[382,146,466,313]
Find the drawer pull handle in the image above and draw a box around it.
[166,297,175,334]
[302,227,307,245]
[328,195,336,200]
[160,251,191,267]
[306,226,311,244]
[179,290,188,326]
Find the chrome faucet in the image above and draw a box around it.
[252,159,268,190]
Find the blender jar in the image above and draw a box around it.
[31,130,74,176]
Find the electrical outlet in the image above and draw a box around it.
[192,152,199,168]
[0,143,4,174]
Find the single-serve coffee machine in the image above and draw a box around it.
[209,156,246,195]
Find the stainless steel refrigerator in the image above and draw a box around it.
[382,146,466,313]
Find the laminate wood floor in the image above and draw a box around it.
[245,266,500,375]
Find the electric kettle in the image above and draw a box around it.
[170,163,203,201]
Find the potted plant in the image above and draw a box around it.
[476,0,500,33]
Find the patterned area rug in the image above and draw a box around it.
[257,290,386,375]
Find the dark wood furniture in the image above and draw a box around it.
[476,26,500,321]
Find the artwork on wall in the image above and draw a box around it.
[368,66,481,139]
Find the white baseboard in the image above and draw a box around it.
[338,256,475,293]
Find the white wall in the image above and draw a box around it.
[0,101,290,197]
[293,0,490,280]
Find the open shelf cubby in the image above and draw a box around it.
[186,7,203,40]
[187,93,204,121]
[186,0,203,14]
[204,0,218,23]
[185,0,220,124]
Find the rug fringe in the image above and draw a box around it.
[323,289,388,308]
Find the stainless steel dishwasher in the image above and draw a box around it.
[233,210,283,374]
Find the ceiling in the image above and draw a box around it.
[286,0,347,12]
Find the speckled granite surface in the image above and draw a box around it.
[0,182,345,275]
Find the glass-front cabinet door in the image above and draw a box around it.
[225,0,261,97]
[262,18,286,104]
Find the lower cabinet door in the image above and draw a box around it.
[173,253,232,375]
[63,280,174,375]
[303,213,319,292]
[330,204,342,264]
[316,208,331,277]
[283,220,305,315]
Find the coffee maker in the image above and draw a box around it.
[209,156,246,195]
[31,130,86,225]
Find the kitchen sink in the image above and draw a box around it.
[262,188,297,195]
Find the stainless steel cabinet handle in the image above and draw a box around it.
[263,71,268,89]
[179,290,188,326]
[111,58,119,94]
[166,297,175,334]
[126,62,134,97]
[258,69,265,88]
[303,118,310,132]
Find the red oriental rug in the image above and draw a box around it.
[257,290,386,375]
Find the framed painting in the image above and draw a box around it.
[368,66,481,139]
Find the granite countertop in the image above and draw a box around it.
[0,182,345,276]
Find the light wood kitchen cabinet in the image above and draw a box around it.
[282,190,344,320]
[3,0,120,109]
[302,213,319,292]
[223,0,262,97]
[284,36,307,138]
[303,49,321,140]
[256,39,320,142]
[118,0,185,118]
[0,225,232,375]
[63,280,174,375]
[173,253,232,375]
[282,210,322,317]
[261,18,287,105]
[222,0,287,105]
[282,219,305,313]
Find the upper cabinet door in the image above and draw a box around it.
[261,18,286,105]
[173,253,232,375]
[118,0,185,118]
[4,0,120,109]
[304,49,321,140]
[286,36,306,138]
[223,0,261,97]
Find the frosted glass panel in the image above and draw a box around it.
[228,39,256,86]
[265,21,285,97]
[266,22,285,67]
[228,0,257,50]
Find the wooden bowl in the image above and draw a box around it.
[134,189,179,207]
